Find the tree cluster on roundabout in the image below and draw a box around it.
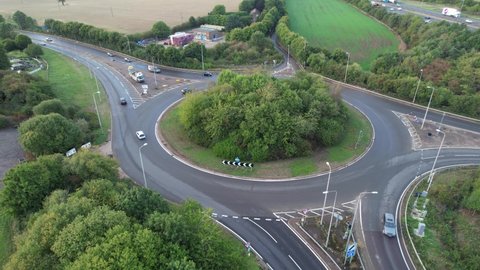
[0,151,255,270]
[178,70,348,162]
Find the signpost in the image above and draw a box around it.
[346,242,357,262]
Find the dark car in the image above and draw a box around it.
[181,88,192,95]
[203,71,213,77]
[120,97,127,105]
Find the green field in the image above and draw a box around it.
[286,0,400,69]
[37,49,111,144]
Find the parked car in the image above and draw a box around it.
[181,88,192,95]
[383,213,396,237]
[120,97,127,105]
[424,16,432,23]
[147,65,161,73]
[136,130,146,140]
[203,71,213,77]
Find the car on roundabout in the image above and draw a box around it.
[136,130,146,140]
[383,213,397,238]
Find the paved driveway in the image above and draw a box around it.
[0,128,24,188]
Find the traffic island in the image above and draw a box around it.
[288,213,363,270]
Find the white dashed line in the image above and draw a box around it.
[232,216,238,219]
[253,217,261,221]
[221,214,228,218]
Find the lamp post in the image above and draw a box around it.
[412,69,423,104]
[139,143,148,188]
[324,190,338,248]
[126,35,131,55]
[152,57,158,88]
[200,41,205,71]
[320,162,332,225]
[344,52,350,83]
[92,91,103,132]
[425,129,445,194]
[344,191,378,265]
[421,86,435,129]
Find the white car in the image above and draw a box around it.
[107,52,113,57]
[136,130,146,140]
[465,19,473,24]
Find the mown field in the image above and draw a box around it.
[0,0,241,33]
[285,0,399,70]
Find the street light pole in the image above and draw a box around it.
[421,86,435,129]
[324,190,338,248]
[139,143,148,188]
[412,69,423,104]
[320,162,332,225]
[200,41,205,71]
[126,35,131,55]
[92,91,103,132]
[344,191,378,265]
[344,52,350,83]
[426,129,445,193]
[152,57,158,88]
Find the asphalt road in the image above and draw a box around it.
[26,32,480,269]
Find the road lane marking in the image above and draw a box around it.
[221,214,228,218]
[288,255,302,270]
[253,217,261,220]
[246,218,278,243]
[232,216,238,219]
[266,262,274,270]
[454,154,480,157]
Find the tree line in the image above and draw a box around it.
[179,71,348,162]
[275,0,480,118]
[0,152,256,269]
[42,1,282,69]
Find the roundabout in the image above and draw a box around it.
[25,32,480,270]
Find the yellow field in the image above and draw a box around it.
[0,0,241,33]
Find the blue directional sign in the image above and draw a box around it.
[346,243,357,258]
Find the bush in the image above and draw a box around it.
[0,114,11,128]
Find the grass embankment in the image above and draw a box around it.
[0,210,15,268]
[160,104,372,179]
[37,49,110,144]
[285,0,399,70]
[405,168,480,269]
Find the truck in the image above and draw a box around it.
[442,7,461,18]
[128,66,144,83]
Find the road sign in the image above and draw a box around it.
[346,243,357,258]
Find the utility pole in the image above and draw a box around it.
[344,52,350,83]
[412,69,423,104]
[421,86,435,129]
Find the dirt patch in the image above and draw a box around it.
[403,112,480,149]
[0,0,242,34]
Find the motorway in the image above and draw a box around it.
[27,32,480,270]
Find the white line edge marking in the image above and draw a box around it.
[213,220,264,261]
[246,218,278,243]
[288,255,302,270]
[280,219,329,269]
[266,262,274,270]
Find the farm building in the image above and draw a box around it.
[169,32,194,46]
[192,27,223,41]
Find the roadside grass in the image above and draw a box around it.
[0,210,15,268]
[37,48,110,144]
[405,168,480,269]
[285,0,399,70]
[159,102,372,179]
[327,106,372,162]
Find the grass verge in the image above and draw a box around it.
[285,0,399,70]
[36,48,110,144]
[405,167,480,269]
[0,210,15,268]
[159,103,372,179]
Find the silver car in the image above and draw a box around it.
[383,213,396,237]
